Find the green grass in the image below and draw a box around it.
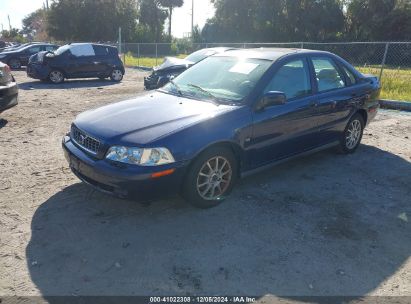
[123,53,187,68]
[357,66,411,101]
[122,53,411,102]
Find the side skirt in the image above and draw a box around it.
[241,141,340,178]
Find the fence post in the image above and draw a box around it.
[379,42,390,81]
[137,43,140,67]
[301,42,304,49]
[155,43,158,66]
[123,43,126,66]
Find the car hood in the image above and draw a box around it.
[29,51,56,64]
[153,57,194,72]
[74,91,234,145]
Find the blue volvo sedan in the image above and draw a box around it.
[63,48,380,208]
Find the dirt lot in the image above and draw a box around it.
[0,69,410,300]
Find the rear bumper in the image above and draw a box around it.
[366,103,380,126]
[62,136,188,201]
[0,82,18,112]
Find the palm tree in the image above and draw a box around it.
[157,0,184,39]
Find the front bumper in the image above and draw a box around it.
[0,82,18,112]
[62,136,188,201]
[144,73,160,90]
[27,63,49,80]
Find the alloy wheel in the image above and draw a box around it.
[346,119,362,149]
[111,69,123,81]
[49,71,64,83]
[196,156,232,200]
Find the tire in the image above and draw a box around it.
[339,113,365,154]
[48,70,65,84]
[8,58,21,70]
[182,146,238,209]
[110,68,123,82]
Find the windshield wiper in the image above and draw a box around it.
[187,83,219,105]
[169,80,183,96]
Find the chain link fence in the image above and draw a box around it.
[121,41,411,101]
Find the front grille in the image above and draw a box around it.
[71,125,101,154]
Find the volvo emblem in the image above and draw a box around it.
[79,134,87,144]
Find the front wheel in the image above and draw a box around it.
[182,147,238,209]
[110,69,123,82]
[339,113,364,154]
[49,70,64,84]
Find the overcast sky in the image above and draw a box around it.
[0,0,215,39]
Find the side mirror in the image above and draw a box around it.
[257,91,287,111]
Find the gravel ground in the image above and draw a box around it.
[0,70,410,300]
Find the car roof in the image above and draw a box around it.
[69,43,116,49]
[218,48,332,61]
[203,47,237,53]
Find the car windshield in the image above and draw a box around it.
[161,56,272,103]
[54,45,71,55]
[185,49,218,63]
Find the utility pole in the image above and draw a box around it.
[7,15,11,31]
[191,0,194,39]
[46,0,49,10]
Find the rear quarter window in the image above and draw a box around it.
[341,65,357,85]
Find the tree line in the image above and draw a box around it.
[2,0,411,43]
[201,0,411,42]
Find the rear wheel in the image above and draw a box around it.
[8,58,21,69]
[182,147,238,209]
[49,70,64,84]
[339,113,364,154]
[110,69,123,82]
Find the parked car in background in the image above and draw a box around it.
[0,43,58,69]
[144,47,236,90]
[27,43,125,84]
[0,62,18,113]
[63,48,380,208]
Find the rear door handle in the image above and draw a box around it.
[309,100,319,107]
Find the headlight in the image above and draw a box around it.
[105,146,175,166]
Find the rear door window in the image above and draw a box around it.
[93,45,110,56]
[27,46,41,54]
[45,46,56,52]
[264,59,312,100]
[311,57,346,92]
[70,44,95,57]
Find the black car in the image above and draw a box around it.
[144,47,235,90]
[0,62,18,113]
[27,43,125,84]
[0,43,59,69]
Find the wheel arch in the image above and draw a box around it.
[356,109,368,125]
[187,140,245,177]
